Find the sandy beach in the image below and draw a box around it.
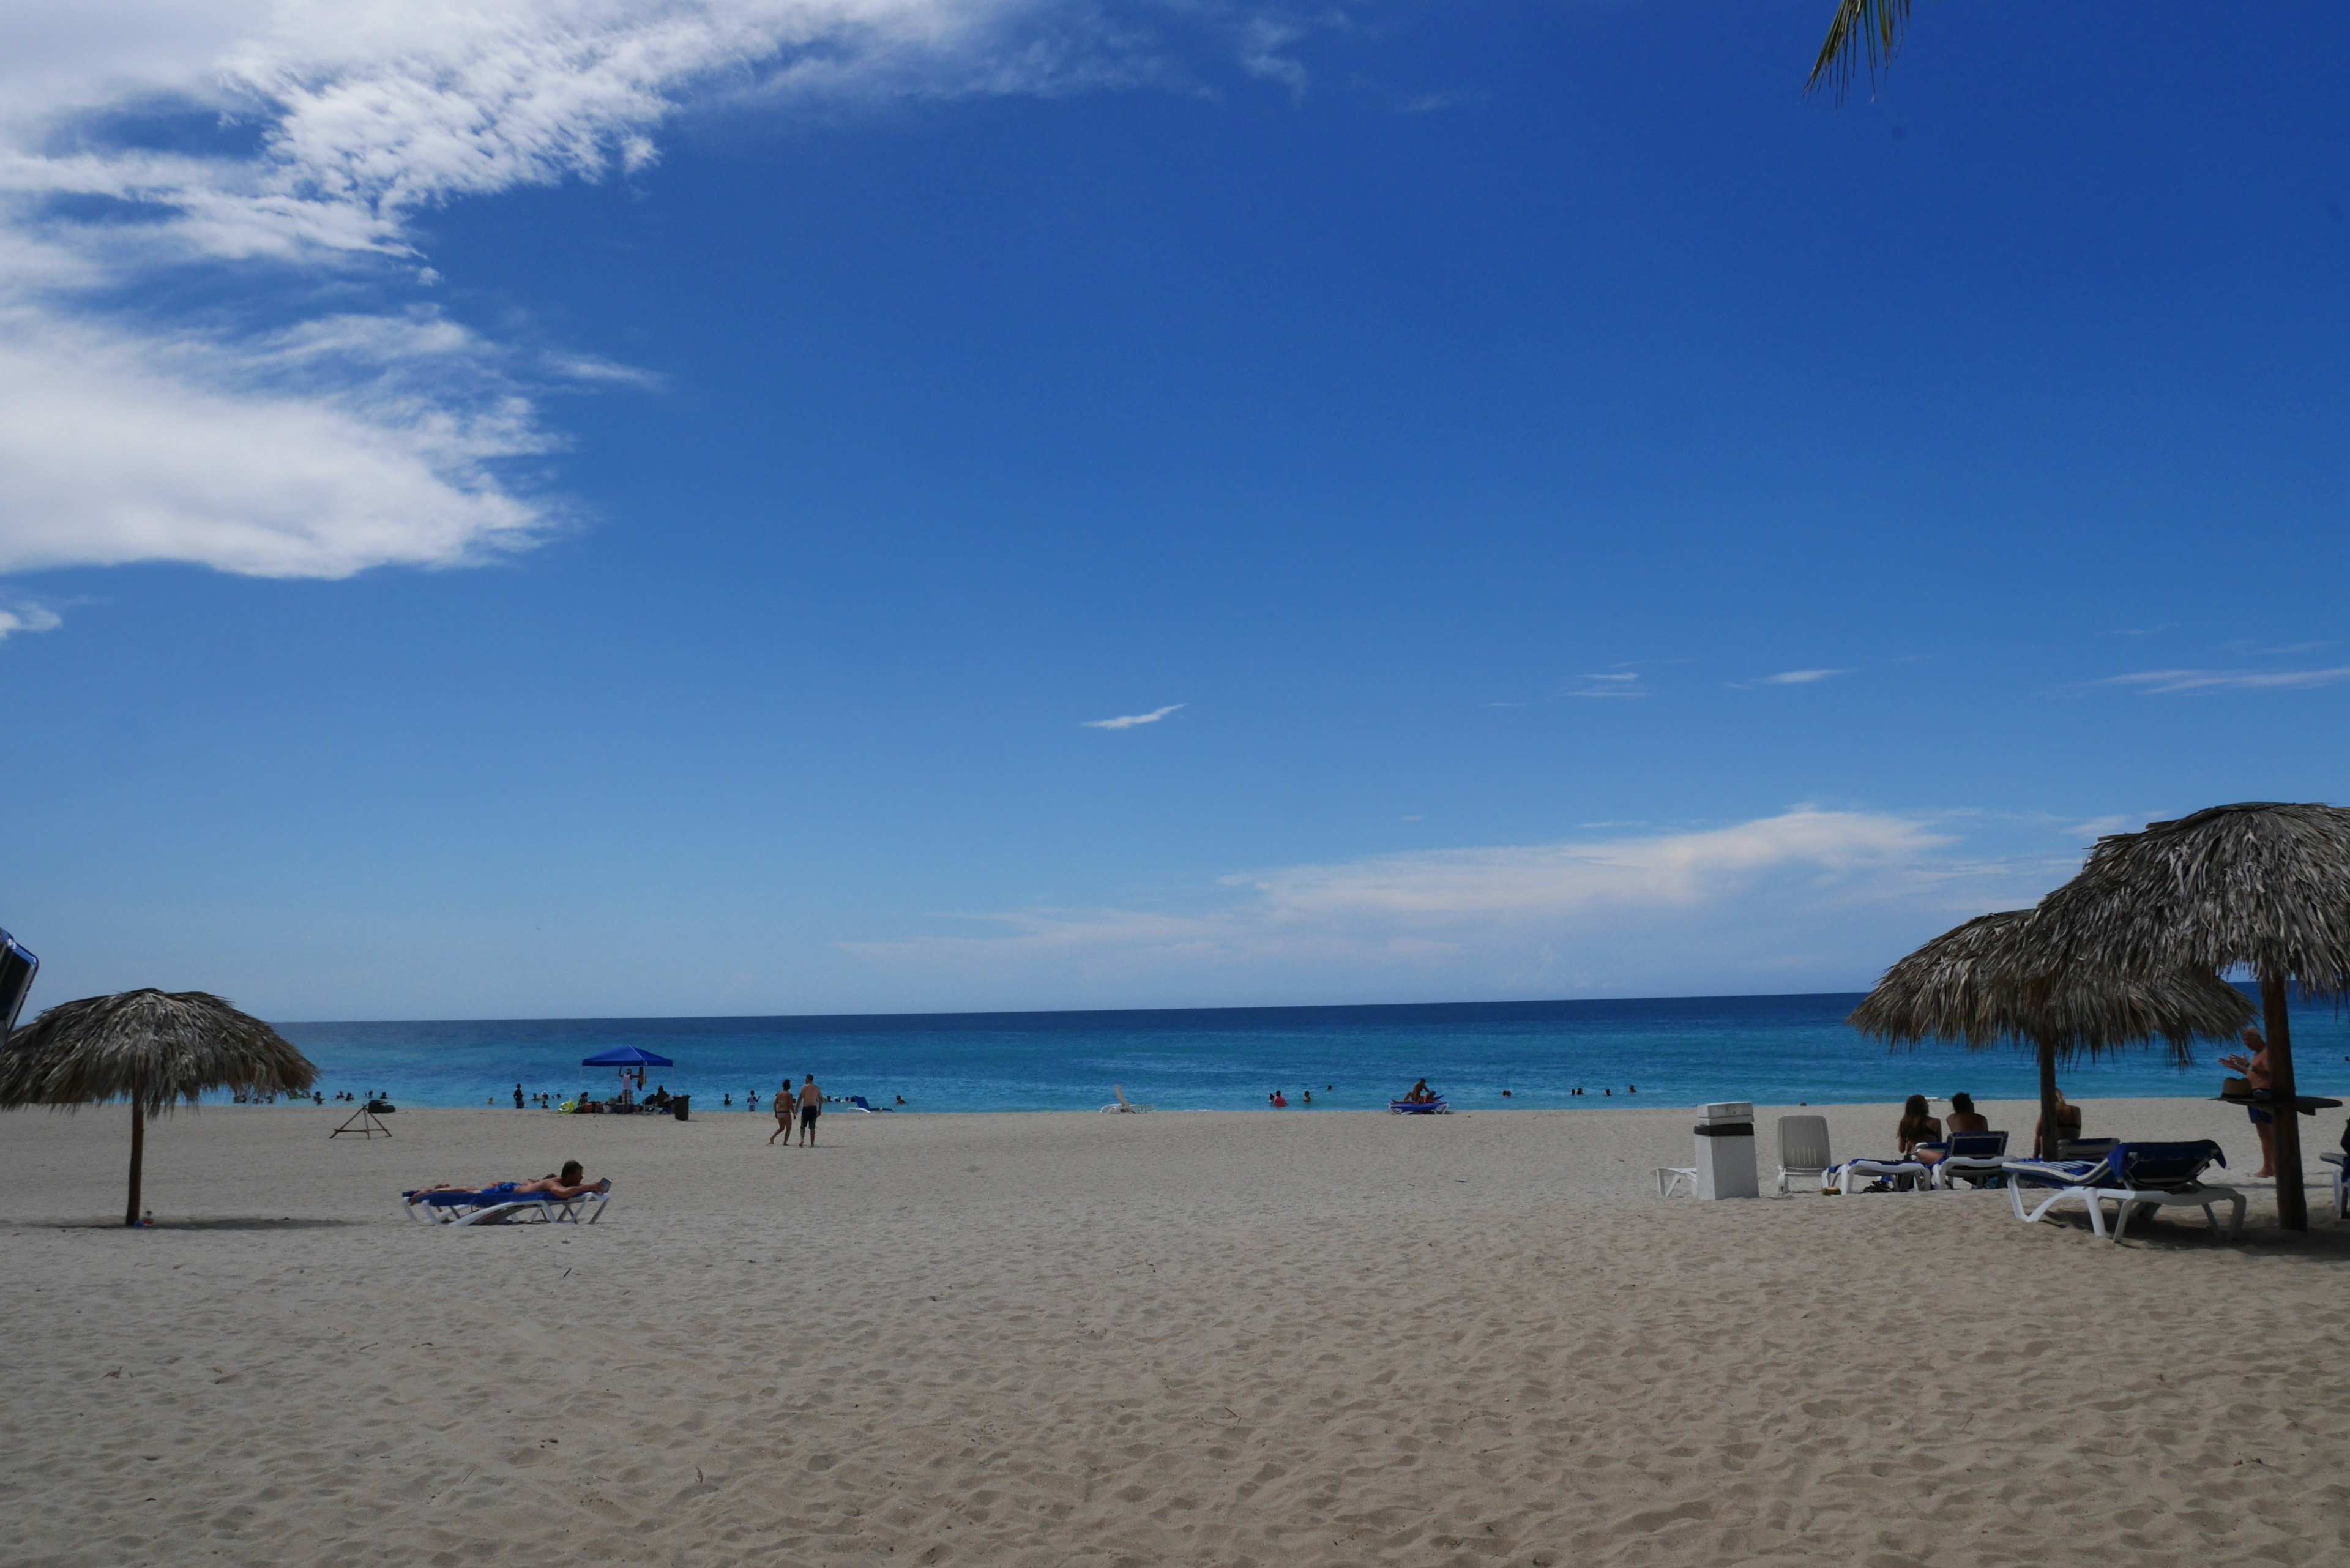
[5,1097,2348,1567]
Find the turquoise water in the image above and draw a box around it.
[270,992,2350,1113]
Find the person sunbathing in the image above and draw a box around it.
[1944,1092,1990,1135]
[1897,1094,1944,1164]
[1402,1078,1436,1103]
[409,1162,610,1200]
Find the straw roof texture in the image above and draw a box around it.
[1848,909,2254,1061]
[0,990,315,1114]
[2031,802,2350,998]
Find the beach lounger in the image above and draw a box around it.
[848,1095,894,1113]
[2321,1152,2347,1220]
[2002,1141,2240,1241]
[1824,1156,1931,1194]
[1099,1086,1154,1113]
[401,1184,611,1227]
[1931,1130,2010,1190]
[1775,1115,1831,1195]
[1389,1099,1450,1114]
[1654,1165,1696,1198]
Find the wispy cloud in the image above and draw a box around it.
[0,2,1326,586]
[2100,624,2176,638]
[1563,671,1645,698]
[838,808,2065,1002]
[1756,668,1854,685]
[2095,667,2350,695]
[0,602,61,641]
[1083,703,1184,730]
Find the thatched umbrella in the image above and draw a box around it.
[2031,803,2350,1230]
[0,991,316,1226]
[1851,909,2255,1160]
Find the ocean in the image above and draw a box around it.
[271,991,2350,1113]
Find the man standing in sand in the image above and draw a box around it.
[2221,1028,2277,1177]
[796,1073,823,1147]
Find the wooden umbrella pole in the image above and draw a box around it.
[2036,1037,2061,1160]
[125,1102,144,1228]
[2262,974,2307,1231]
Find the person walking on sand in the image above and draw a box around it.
[2221,1028,2277,1177]
[768,1081,794,1146]
[796,1073,824,1146]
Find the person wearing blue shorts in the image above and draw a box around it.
[2221,1028,2275,1177]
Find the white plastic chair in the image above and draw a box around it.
[1776,1115,1831,1195]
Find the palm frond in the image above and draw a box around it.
[1806,0,1913,103]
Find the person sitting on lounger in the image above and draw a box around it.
[1944,1092,1990,1135]
[409,1162,610,1200]
[1897,1094,1943,1161]
[2032,1090,2083,1159]
[1402,1078,1436,1103]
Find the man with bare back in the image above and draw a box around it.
[796,1073,823,1147]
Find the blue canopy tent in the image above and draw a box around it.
[581,1047,674,1069]
[580,1045,679,1113]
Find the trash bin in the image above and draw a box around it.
[673,1095,690,1122]
[1693,1101,1757,1200]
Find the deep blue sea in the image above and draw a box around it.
[271,991,2350,1113]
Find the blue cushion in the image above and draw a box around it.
[2108,1140,2224,1190]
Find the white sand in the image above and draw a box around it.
[4,1097,2348,1567]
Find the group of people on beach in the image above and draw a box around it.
[1886,1026,2291,1178]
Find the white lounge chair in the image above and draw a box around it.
[2321,1152,2347,1220]
[1099,1086,1154,1113]
[1776,1115,1831,1195]
[1654,1165,1696,1198]
[402,1185,611,1226]
[2002,1141,2241,1242]
[1824,1156,1932,1194]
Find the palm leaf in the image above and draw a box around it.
[1807,0,1913,102]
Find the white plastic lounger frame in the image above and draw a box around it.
[2002,1163,2241,1242]
[1776,1115,1830,1195]
[1100,1086,1155,1113]
[1654,1166,1696,1198]
[2319,1152,2348,1220]
[403,1189,611,1227]
[1826,1157,1933,1195]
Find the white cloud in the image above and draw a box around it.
[1563,671,1644,698]
[1756,668,1853,685]
[837,808,2065,1003]
[2096,666,2350,695]
[0,306,548,577]
[0,1,1294,584]
[1083,703,1184,730]
[0,602,62,640]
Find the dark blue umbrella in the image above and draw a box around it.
[581,1046,674,1068]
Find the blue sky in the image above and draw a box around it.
[3,2,2348,1019]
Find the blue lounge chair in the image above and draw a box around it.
[1389,1099,1450,1115]
[401,1184,611,1227]
[2002,1141,2240,1241]
[1930,1130,2011,1190]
